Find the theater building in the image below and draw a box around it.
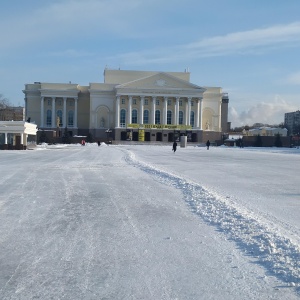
[23,69,229,143]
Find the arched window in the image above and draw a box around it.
[155,110,160,124]
[167,110,172,125]
[46,110,51,127]
[190,111,195,127]
[143,110,149,124]
[57,110,63,127]
[132,109,138,124]
[120,109,126,127]
[68,110,74,127]
[179,111,183,125]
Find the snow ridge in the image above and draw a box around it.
[124,150,300,289]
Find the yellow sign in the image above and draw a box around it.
[138,129,145,141]
[127,124,192,130]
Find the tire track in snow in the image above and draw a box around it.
[124,149,300,291]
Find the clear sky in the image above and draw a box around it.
[1,0,300,127]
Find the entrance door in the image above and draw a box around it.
[156,132,162,141]
[145,132,150,141]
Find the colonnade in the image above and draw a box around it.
[40,97,78,128]
[115,95,203,129]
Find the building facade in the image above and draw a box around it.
[23,69,230,143]
[243,127,288,136]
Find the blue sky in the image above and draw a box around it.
[1,0,300,127]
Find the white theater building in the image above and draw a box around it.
[23,69,229,143]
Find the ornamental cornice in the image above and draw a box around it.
[115,87,204,99]
[39,89,79,98]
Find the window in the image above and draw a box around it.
[179,111,183,125]
[167,110,172,124]
[68,110,74,126]
[168,99,172,106]
[120,109,126,127]
[121,98,125,105]
[144,110,149,124]
[133,99,137,105]
[155,110,160,124]
[69,100,74,106]
[58,99,62,106]
[144,99,148,105]
[46,110,52,126]
[179,100,183,106]
[191,101,194,107]
[132,109,138,124]
[156,99,160,105]
[47,99,51,106]
[57,110,63,126]
[190,111,195,127]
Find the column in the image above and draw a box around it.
[20,133,24,145]
[199,98,203,130]
[115,96,120,127]
[41,97,44,127]
[175,97,180,125]
[195,99,200,128]
[185,99,188,125]
[218,99,222,131]
[163,97,168,125]
[127,96,132,125]
[23,133,27,146]
[187,97,191,126]
[151,96,156,124]
[51,97,56,128]
[139,96,144,125]
[74,98,78,128]
[63,97,67,128]
[4,132,7,144]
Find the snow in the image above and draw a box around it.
[0,143,300,299]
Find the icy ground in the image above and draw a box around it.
[0,143,300,299]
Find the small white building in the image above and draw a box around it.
[0,121,38,150]
[243,127,288,137]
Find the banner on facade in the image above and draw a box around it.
[127,124,192,130]
[126,129,132,141]
[138,129,145,141]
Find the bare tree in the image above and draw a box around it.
[0,94,11,109]
[0,94,14,121]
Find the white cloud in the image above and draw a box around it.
[229,96,299,128]
[115,22,300,65]
[285,71,300,85]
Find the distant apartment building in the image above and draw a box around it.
[0,106,25,121]
[284,110,300,135]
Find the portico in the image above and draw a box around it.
[0,121,38,150]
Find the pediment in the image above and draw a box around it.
[115,72,204,91]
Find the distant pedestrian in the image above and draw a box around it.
[97,141,100,146]
[81,139,86,146]
[206,140,210,150]
[172,141,177,153]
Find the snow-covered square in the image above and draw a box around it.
[0,143,300,299]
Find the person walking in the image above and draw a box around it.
[172,141,177,153]
[206,140,210,150]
